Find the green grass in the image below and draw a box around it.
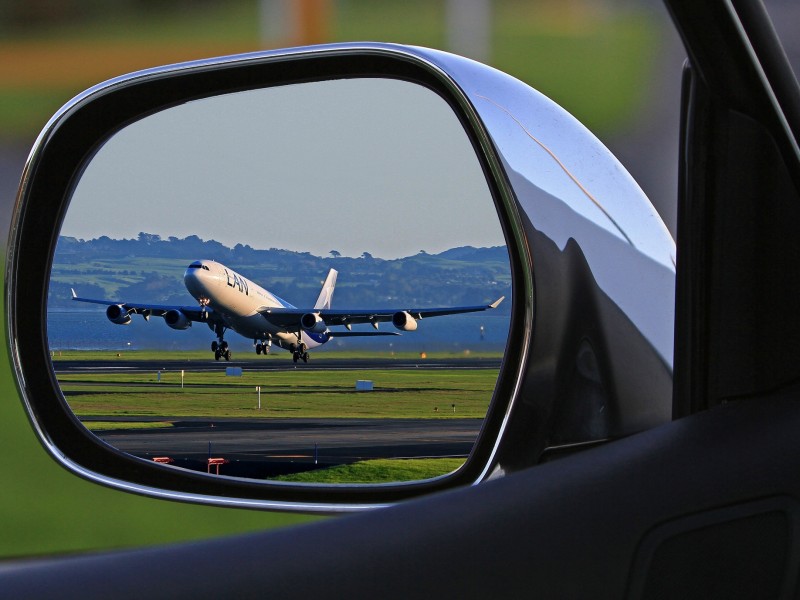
[0,88,72,137]
[273,458,466,483]
[3,3,259,45]
[83,421,174,432]
[59,368,497,420]
[0,1,662,139]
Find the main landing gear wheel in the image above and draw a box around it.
[291,343,309,363]
[212,340,229,360]
[214,348,232,361]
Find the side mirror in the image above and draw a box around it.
[7,43,675,510]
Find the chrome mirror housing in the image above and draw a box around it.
[7,43,675,511]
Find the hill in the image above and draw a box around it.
[49,234,511,312]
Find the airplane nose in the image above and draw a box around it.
[184,261,226,299]
[184,263,206,296]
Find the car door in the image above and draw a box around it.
[3,1,800,598]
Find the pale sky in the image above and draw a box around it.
[63,78,505,258]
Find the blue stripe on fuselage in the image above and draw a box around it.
[272,294,295,309]
[305,331,330,344]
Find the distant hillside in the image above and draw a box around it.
[49,234,511,312]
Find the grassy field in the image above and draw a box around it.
[83,420,174,432]
[273,458,466,483]
[0,1,661,139]
[59,367,497,420]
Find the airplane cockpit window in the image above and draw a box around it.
[47,78,512,486]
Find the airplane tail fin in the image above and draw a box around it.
[314,269,338,310]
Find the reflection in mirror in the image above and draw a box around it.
[48,78,511,485]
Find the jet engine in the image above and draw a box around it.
[392,311,418,331]
[164,309,192,330]
[106,304,131,325]
[301,313,327,333]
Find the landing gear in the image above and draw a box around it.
[212,327,230,360]
[291,342,309,364]
[214,340,231,361]
[255,340,271,355]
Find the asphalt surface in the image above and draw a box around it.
[90,416,481,478]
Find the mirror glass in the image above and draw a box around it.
[48,78,511,485]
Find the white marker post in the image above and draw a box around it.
[256,386,261,410]
[181,369,185,389]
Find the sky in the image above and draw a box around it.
[62,78,506,259]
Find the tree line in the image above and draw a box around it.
[50,234,511,312]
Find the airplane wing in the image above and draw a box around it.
[71,290,219,324]
[258,297,504,329]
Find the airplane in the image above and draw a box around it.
[71,259,504,363]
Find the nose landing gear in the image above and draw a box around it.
[211,323,231,361]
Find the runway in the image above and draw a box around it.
[87,416,482,479]
[54,356,503,374]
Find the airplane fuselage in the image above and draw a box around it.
[183,260,327,350]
